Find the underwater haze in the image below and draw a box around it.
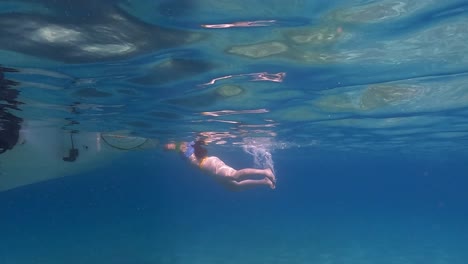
[1,0,468,263]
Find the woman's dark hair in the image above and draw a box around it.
[193,140,208,159]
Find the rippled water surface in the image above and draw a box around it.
[1,0,468,153]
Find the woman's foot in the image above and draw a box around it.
[265,168,276,183]
[265,177,276,189]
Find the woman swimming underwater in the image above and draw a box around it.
[165,140,276,190]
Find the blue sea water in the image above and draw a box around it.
[1,0,468,263]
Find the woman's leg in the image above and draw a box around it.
[231,168,276,183]
[227,177,275,190]
[203,157,276,188]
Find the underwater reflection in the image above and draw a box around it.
[0,3,203,63]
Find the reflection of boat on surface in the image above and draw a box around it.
[0,66,154,192]
[0,122,153,192]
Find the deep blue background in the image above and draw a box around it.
[1,148,467,263]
